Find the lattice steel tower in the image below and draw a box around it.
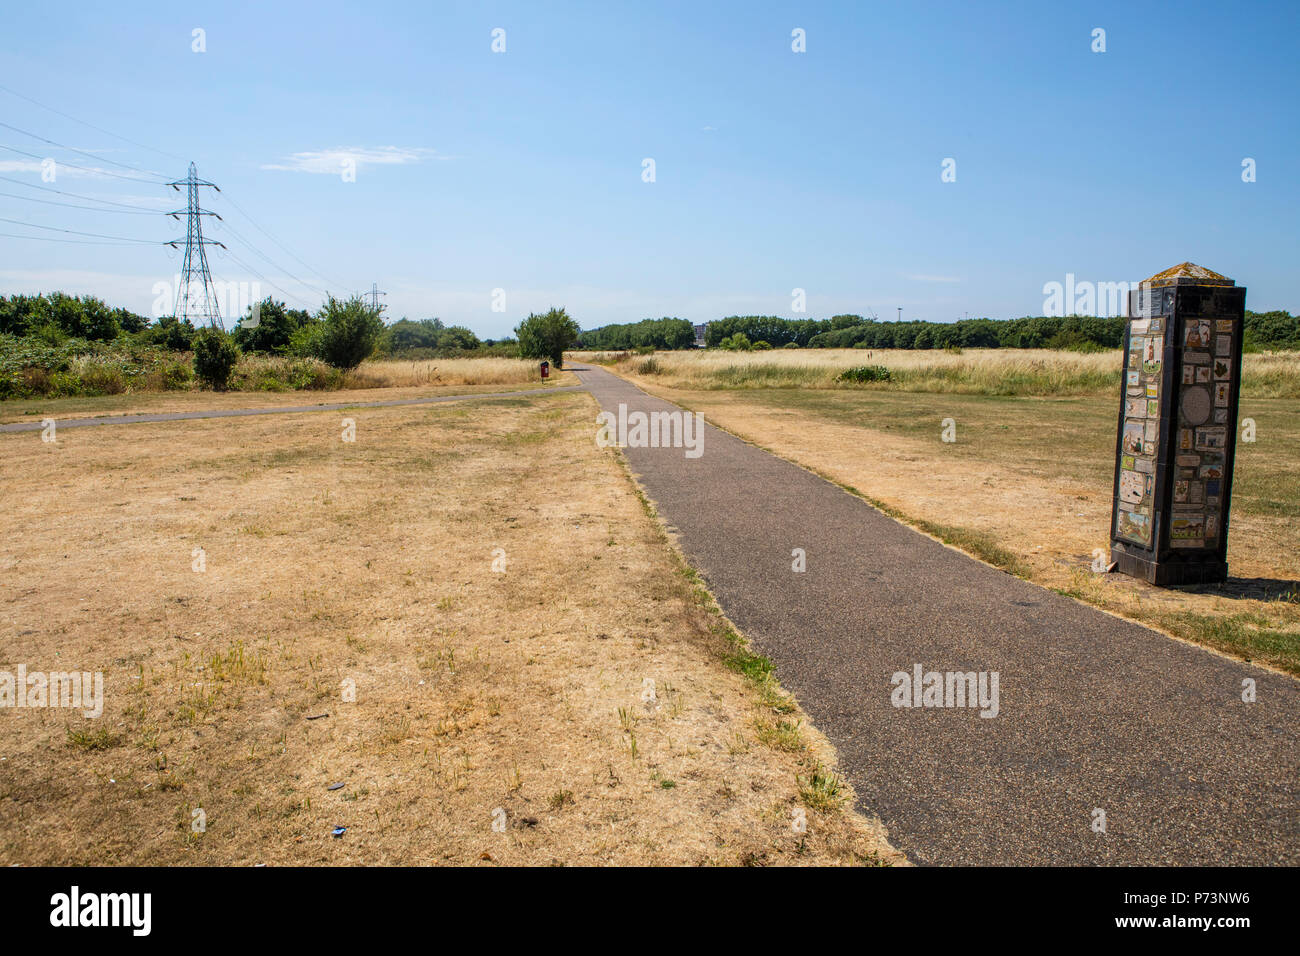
[166,163,226,329]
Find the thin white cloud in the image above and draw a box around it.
[261,146,446,175]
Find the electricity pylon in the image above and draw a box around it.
[166,163,226,329]
[364,282,386,313]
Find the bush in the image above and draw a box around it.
[835,365,892,384]
[1046,329,1107,352]
[192,327,239,389]
[288,320,325,358]
[229,354,344,391]
[79,365,127,395]
[314,295,385,369]
[162,360,194,389]
[0,333,200,398]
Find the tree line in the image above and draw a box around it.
[579,311,1300,352]
[0,292,580,393]
[0,293,519,357]
[576,317,696,350]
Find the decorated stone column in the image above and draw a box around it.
[1110,263,1246,585]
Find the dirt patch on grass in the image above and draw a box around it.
[0,389,900,865]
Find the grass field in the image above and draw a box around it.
[595,347,1300,399]
[0,343,558,402]
[614,350,1300,675]
[0,363,577,424]
[345,357,555,389]
[0,386,899,865]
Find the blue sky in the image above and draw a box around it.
[1,0,1296,337]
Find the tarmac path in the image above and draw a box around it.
[574,364,1298,865]
[0,384,587,433]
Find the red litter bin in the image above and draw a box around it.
[540,361,549,379]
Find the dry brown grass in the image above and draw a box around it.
[0,389,900,865]
[608,347,1300,398]
[346,357,555,389]
[0,369,578,424]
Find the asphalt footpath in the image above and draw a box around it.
[0,384,587,432]
[574,364,1298,865]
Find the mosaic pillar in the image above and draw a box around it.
[1110,263,1246,585]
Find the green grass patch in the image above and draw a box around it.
[65,726,119,751]
[1151,610,1300,675]
[798,762,848,812]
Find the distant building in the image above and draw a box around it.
[693,323,708,348]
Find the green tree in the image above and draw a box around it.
[0,294,49,337]
[192,327,239,389]
[162,317,197,351]
[111,307,149,334]
[385,317,445,353]
[437,325,481,351]
[515,307,578,367]
[314,294,385,369]
[233,297,311,354]
[46,293,119,341]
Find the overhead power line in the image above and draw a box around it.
[0,143,165,185]
[0,173,163,210]
[0,83,187,163]
[217,192,348,294]
[0,214,159,243]
[0,119,168,178]
[220,248,319,312]
[216,220,329,303]
[0,100,347,315]
[0,231,149,245]
[0,189,158,213]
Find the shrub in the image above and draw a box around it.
[229,354,344,391]
[0,334,202,398]
[192,327,239,389]
[835,365,892,384]
[1046,329,1107,353]
[79,365,127,395]
[751,340,773,350]
[162,360,194,389]
[288,320,325,358]
[314,295,385,369]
